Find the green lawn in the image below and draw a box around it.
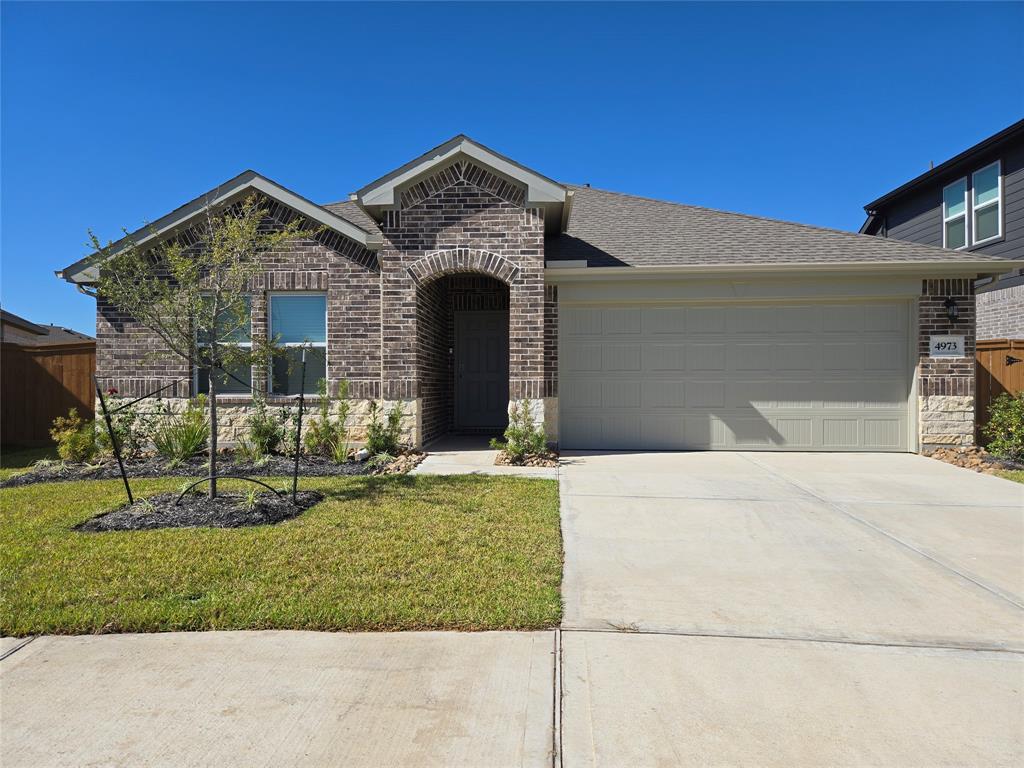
[0,445,58,481]
[0,474,562,635]
[996,469,1024,484]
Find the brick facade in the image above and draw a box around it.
[96,211,381,401]
[918,278,977,448]
[378,159,546,430]
[976,283,1024,339]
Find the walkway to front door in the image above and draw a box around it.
[411,435,557,479]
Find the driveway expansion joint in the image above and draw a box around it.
[558,625,1024,655]
[738,453,1024,612]
[0,636,36,661]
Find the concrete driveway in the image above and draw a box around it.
[559,451,1024,766]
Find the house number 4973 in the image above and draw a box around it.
[929,335,964,358]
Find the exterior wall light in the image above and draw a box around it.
[943,297,960,323]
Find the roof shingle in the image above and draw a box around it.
[545,185,1003,267]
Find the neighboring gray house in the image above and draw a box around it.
[861,119,1024,339]
[59,135,1014,452]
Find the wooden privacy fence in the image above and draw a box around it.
[975,339,1024,443]
[1,341,96,446]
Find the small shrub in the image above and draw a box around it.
[243,486,259,511]
[304,378,352,462]
[243,394,285,457]
[96,399,154,460]
[235,438,271,466]
[49,409,97,463]
[490,399,546,461]
[366,400,404,456]
[983,392,1024,462]
[366,451,395,469]
[152,396,209,462]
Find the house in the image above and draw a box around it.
[1,309,96,446]
[58,135,1014,452]
[861,119,1024,340]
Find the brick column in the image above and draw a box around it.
[918,278,976,449]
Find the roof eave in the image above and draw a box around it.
[862,118,1024,212]
[58,171,382,285]
[544,259,1017,283]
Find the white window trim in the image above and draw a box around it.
[267,291,328,396]
[194,296,253,397]
[942,177,969,250]
[971,160,1003,246]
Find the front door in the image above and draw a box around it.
[454,311,509,430]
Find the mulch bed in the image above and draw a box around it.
[1,451,425,489]
[494,449,559,468]
[924,446,1023,475]
[75,490,324,532]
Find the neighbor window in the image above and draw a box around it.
[196,297,252,395]
[942,178,967,249]
[972,161,1002,244]
[269,293,327,395]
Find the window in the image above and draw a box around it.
[196,297,252,395]
[972,161,1002,244]
[269,294,327,395]
[942,178,967,249]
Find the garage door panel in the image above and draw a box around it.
[687,345,725,371]
[643,344,686,371]
[776,305,820,332]
[774,343,817,371]
[686,306,726,333]
[603,308,642,335]
[565,343,603,372]
[643,381,685,408]
[645,307,687,334]
[865,341,904,371]
[560,301,910,452]
[603,345,641,371]
[774,418,814,447]
[603,381,641,409]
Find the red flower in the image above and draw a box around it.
[106,387,118,395]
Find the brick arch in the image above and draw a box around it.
[407,248,520,286]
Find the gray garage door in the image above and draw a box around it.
[559,301,912,451]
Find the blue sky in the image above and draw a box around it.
[2,1,1022,334]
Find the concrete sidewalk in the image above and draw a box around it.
[0,631,555,768]
[411,436,557,479]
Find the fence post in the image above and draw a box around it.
[292,349,307,503]
[94,378,133,505]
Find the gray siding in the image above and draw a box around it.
[881,140,1024,262]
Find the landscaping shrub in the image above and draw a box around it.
[96,397,154,460]
[49,409,97,463]
[982,392,1024,462]
[490,399,546,460]
[152,396,210,462]
[304,378,352,462]
[241,394,286,457]
[366,400,404,455]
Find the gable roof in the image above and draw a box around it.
[354,134,570,232]
[862,118,1024,213]
[545,184,1014,273]
[58,170,382,285]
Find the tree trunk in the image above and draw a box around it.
[209,366,218,499]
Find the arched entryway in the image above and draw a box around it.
[416,273,511,445]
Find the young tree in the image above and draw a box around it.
[93,194,312,498]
